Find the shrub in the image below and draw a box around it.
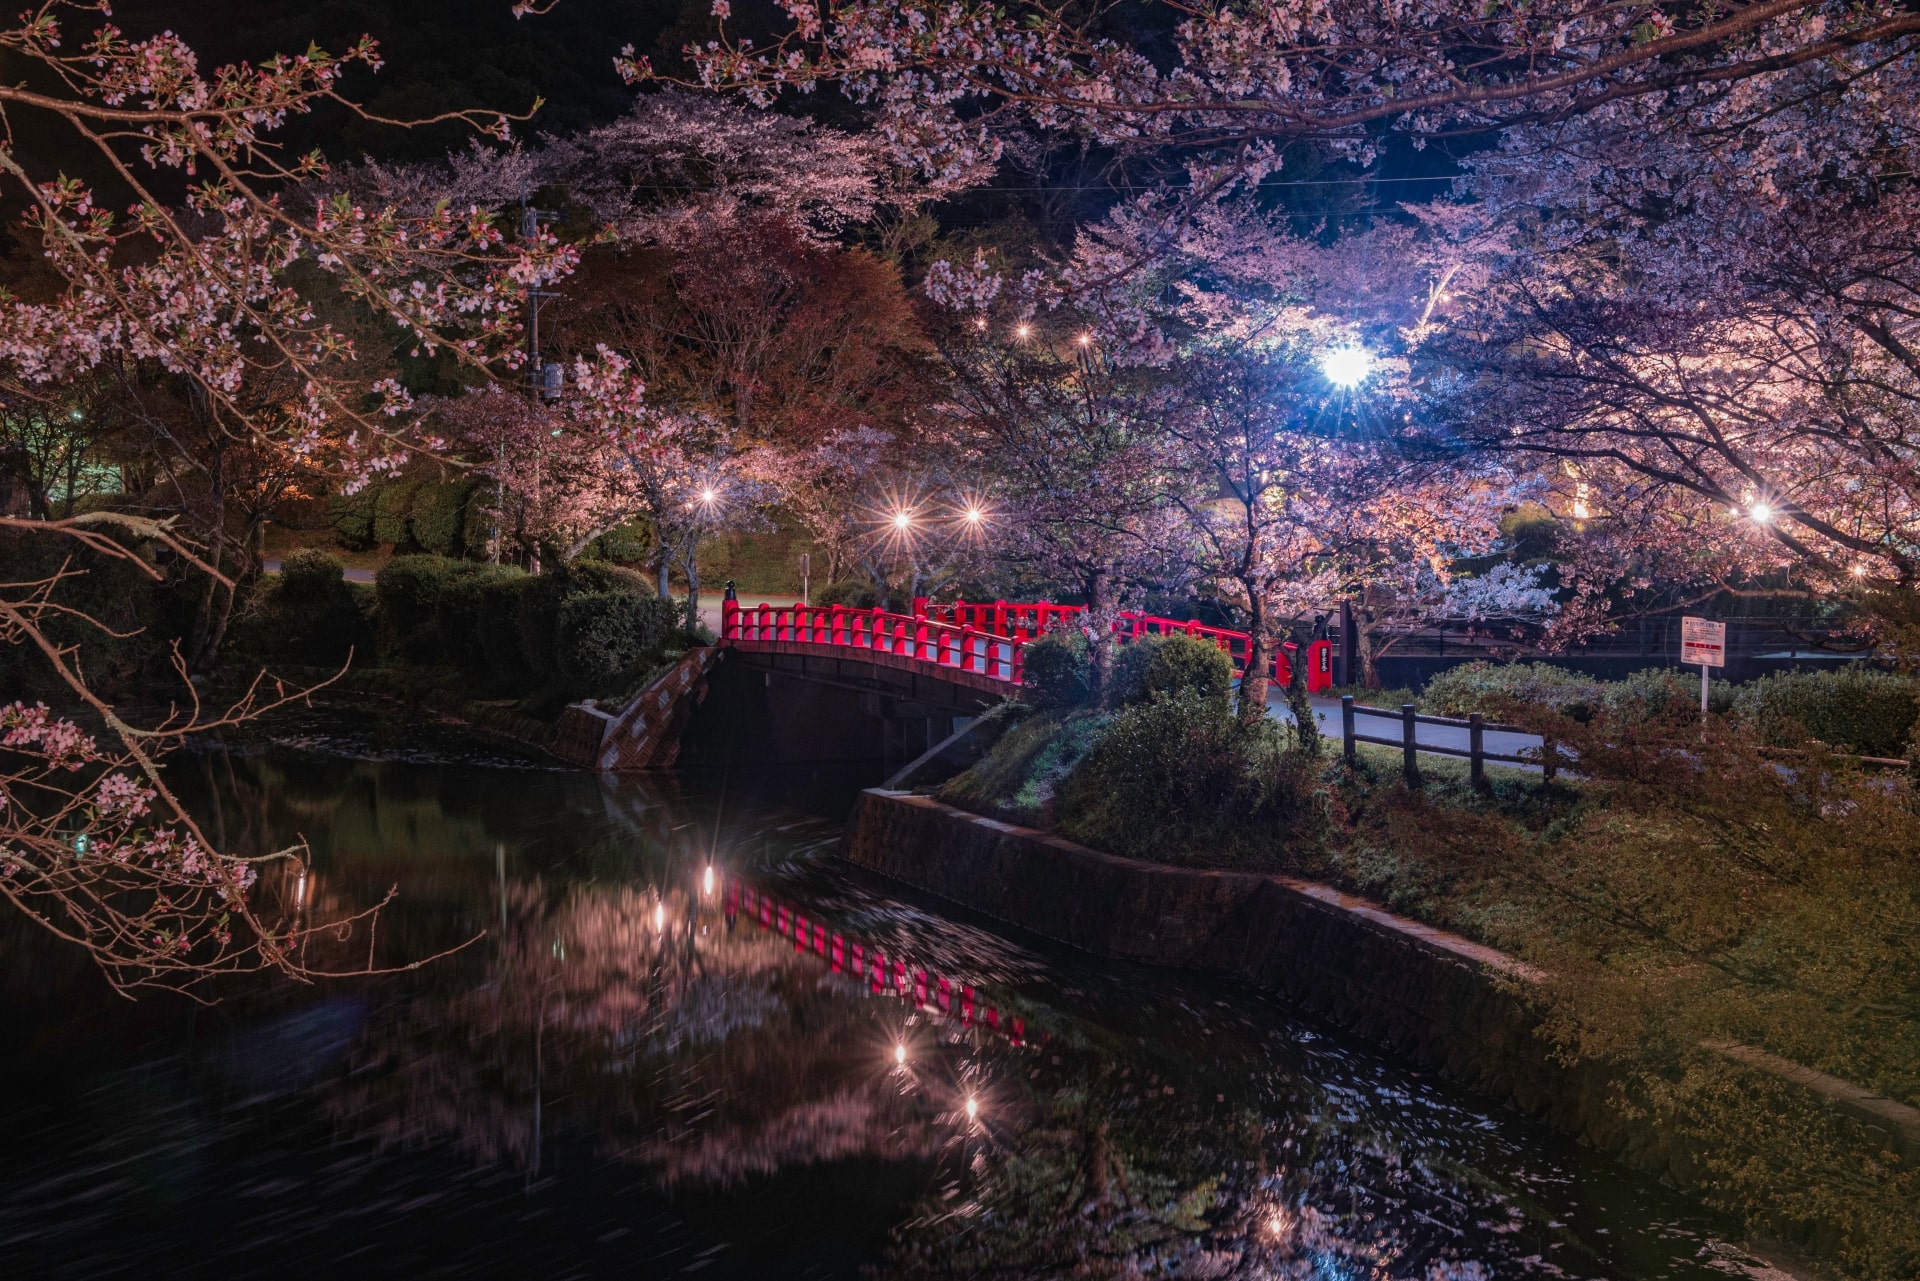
[1108,632,1235,710]
[1021,631,1091,709]
[327,488,378,552]
[279,548,344,598]
[512,571,578,685]
[461,484,498,560]
[569,558,658,597]
[813,577,879,608]
[256,550,368,667]
[477,573,533,686]
[1733,665,1919,757]
[436,563,525,677]
[1602,665,1735,722]
[372,477,424,548]
[374,554,464,664]
[409,479,474,557]
[554,590,679,695]
[1058,690,1316,864]
[1422,661,1604,721]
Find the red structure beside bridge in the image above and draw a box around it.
[720,592,1334,694]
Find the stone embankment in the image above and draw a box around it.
[842,788,1920,1189]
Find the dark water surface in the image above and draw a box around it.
[0,706,1786,1280]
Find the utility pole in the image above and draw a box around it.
[510,189,562,572]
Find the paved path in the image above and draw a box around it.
[1267,688,1548,769]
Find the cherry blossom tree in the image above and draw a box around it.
[632,0,1920,195]
[0,3,581,989]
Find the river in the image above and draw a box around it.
[0,704,1786,1280]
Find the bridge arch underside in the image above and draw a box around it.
[678,643,1008,783]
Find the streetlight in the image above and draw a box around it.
[1748,502,1773,524]
[892,510,914,532]
[1014,323,1031,340]
[700,487,717,505]
[1076,332,1091,347]
[1320,345,1372,389]
[894,1043,907,1066]
[703,865,715,896]
[964,1096,979,1121]
[964,507,984,526]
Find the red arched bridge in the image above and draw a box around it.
[582,591,1333,772]
[719,592,1335,693]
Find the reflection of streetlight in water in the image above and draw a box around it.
[702,865,715,896]
[965,1096,979,1121]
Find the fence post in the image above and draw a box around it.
[1401,703,1422,788]
[1542,731,1559,782]
[1342,695,1356,767]
[1470,713,1486,791]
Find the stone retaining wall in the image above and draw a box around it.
[841,788,1639,1159]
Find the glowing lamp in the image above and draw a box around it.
[1320,345,1372,389]
[703,865,715,896]
[653,903,665,931]
[700,487,717,504]
[892,510,913,531]
[894,1043,907,1065]
[1014,323,1031,339]
[1748,502,1773,524]
[964,507,984,525]
[1077,333,1091,346]
[964,1097,979,1121]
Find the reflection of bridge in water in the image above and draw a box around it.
[726,876,1029,1047]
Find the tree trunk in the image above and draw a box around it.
[1237,588,1271,722]
[1357,610,1380,688]
[1283,622,1320,757]
[657,553,672,600]
[683,548,701,631]
[1085,567,1116,704]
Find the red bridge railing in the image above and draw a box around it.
[720,593,1334,693]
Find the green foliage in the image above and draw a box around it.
[554,589,679,696]
[408,479,474,557]
[461,483,497,560]
[245,549,369,668]
[1021,631,1091,709]
[813,577,878,608]
[1732,665,1919,757]
[937,708,1107,826]
[435,563,525,678]
[585,518,649,564]
[279,547,344,598]
[1601,665,1735,721]
[373,553,466,664]
[327,487,378,552]
[372,476,424,548]
[0,526,165,695]
[1057,691,1317,864]
[1421,661,1604,721]
[476,573,533,686]
[1107,632,1235,710]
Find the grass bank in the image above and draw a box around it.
[932,640,1920,1279]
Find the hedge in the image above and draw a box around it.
[1421,661,1605,721]
[554,590,679,694]
[435,563,525,677]
[410,479,474,558]
[1022,631,1091,709]
[374,554,468,664]
[327,488,378,552]
[1107,632,1235,710]
[1733,666,1919,757]
[372,477,424,548]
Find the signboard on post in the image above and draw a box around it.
[1681,616,1726,667]
[1681,615,1726,715]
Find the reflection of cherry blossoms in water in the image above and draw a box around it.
[323,877,957,1183]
